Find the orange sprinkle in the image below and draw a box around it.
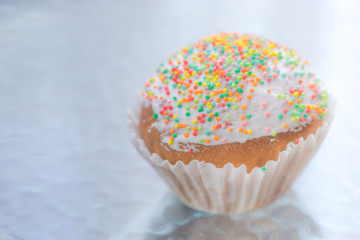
[205,139,210,144]
[311,114,316,119]
[163,111,168,116]
[192,127,198,132]
[282,123,288,129]
[193,105,198,109]
[209,113,215,118]
[256,77,261,82]
[164,120,169,124]
[228,128,233,132]
[241,105,247,110]
[297,99,302,104]
[288,100,294,106]
[223,97,228,102]
[247,95,252,100]
[250,88,254,93]
[170,137,175,141]
[184,132,189,138]
[212,126,217,130]
[241,115,246,120]
[214,136,219,141]
[216,98,221,103]
[267,89,271,93]
[239,128,243,133]
[215,117,220,121]
[170,129,175,134]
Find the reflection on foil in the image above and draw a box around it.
[115,190,321,240]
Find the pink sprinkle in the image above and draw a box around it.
[273,73,278,78]
[265,127,270,132]
[265,112,270,117]
[221,139,226,143]
[237,96,242,101]
[241,121,247,127]
[201,100,207,104]
[263,71,268,77]
[244,79,249,83]
[283,108,288,113]
[262,102,267,108]
[273,66,278,70]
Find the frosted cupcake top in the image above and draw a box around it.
[142,33,328,151]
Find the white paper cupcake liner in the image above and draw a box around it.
[128,96,333,214]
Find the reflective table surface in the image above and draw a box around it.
[0,0,359,239]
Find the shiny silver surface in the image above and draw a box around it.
[0,0,359,239]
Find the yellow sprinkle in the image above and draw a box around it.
[291,117,296,121]
[168,140,173,145]
[216,82,221,88]
[210,93,215,97]
[177,100,182,104]
[192,120,197,124]
[293,92,299,97]
[223,88,227,93]
[172,115,178,119]
[247,129,252,134]
[174,124,179,128]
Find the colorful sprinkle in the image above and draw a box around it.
[143,33,328,147]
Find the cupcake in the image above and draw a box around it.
[129,33,332,214]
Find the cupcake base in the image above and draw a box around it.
[128,97,333,214]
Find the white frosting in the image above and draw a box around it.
[142,33,328,151]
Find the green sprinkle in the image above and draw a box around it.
[214,112,219,117]
[172,133,177,138]
[186,112,190,117]
[271,131,277,137]
[247,114,252,119]
[278,114,283,120]
[261,166,266,171]
[153,113,158,119]
[199,139,204,143]
[234,105,239,110]
[206,131,211,136]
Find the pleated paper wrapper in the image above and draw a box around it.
[128,96,333,214]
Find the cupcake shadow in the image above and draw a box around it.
[143,190,322,240]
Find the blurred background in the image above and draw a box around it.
[0,0,359,239]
